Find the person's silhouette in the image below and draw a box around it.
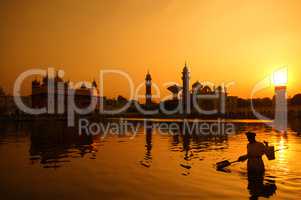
[238,132,277,199]
[238,132,267,173]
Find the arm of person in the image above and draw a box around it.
[238,154,248,162]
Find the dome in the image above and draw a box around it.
[167,84,182,94]
[201,85,212,94]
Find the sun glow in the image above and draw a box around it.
[272,68,288,86]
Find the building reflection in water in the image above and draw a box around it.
[140,121,153,168]
[174,121,230,175]
[26,120,281,198]
[29,122,99,169]
[180,126,192,175]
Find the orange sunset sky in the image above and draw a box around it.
[0,0,301,99]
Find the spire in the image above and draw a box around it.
[145,70,152,81]
[92,79,97,88]
[183,61,189,72]
[145,69,152,108]
[182,61,190,114]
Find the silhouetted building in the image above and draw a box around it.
[74,81,99,109]
[162,63,228,115]
[145,71,152,109]
[191,82,227,114]
[167,84,182,100]
[31,71,100,113]
[182,62,190,114]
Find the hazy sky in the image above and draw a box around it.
[1,0,301,99]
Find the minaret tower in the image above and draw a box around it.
[182,62,190,114]
[145,70,152,109]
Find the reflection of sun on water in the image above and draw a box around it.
[276,136,290,173]
[278,137,286,160]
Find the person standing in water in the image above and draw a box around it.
[239,132,268,173]
[238,132,277,199]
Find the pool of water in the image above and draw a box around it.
[0,119,301,199]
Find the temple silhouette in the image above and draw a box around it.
[31,71,100,111]
[1,63,301,119]
[25,63,299,119]
[156,63,227,115]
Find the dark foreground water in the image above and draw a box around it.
[0,119,301,200]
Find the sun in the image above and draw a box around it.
[272,68,288,86]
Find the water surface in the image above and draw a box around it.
[0,119,301,199]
